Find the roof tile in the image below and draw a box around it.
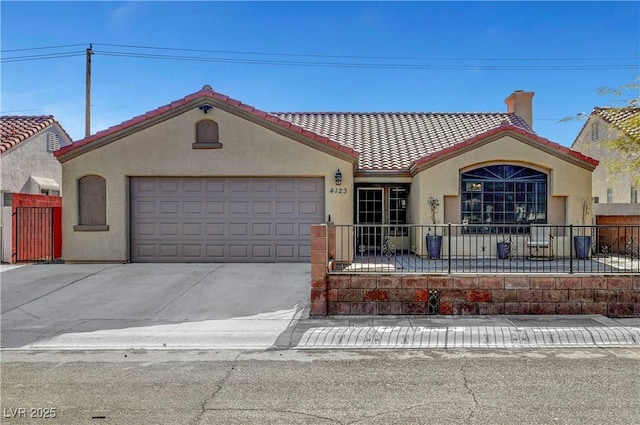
[0,116,70,153]
[274,112,539,171]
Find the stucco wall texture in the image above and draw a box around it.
[0,130,63,194]
[61,106,354,262]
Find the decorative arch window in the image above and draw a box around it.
[461,164,547,234]
[193,119,222,149]
[74,175,109,231]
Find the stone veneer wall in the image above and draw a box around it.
[310,225,640,318]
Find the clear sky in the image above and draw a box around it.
[2,1,639,147]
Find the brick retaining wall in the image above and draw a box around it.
[324,274,639,317]
[310,224,640,318]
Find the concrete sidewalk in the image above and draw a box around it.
[1,263,639,351]
[276,312,640,350]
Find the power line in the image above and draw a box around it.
[1,52,85,63]
[94,50,637,71]
[92,42,639,62]
[1,44,87,53]
[1,43,638,71]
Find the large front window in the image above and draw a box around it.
[461,165,547,233]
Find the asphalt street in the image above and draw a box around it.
[2,348,639,425]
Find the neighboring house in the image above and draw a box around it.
[1,115,72,195]
[571,107,640,219]
[55,86,597,263]
[1,116,72,263]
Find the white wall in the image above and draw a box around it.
[0,126,69,195]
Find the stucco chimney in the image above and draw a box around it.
[505,90,534,129]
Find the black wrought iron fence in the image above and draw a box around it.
[329,224,640,274]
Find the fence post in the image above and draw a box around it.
[569,224,574,274]
[447,223,452,274]
[12,210,18,263]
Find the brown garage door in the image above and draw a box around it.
[130,177,324,262]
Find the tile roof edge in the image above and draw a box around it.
[55,89,359,161]
[0,115,72,154]
[410,124,598,172]
[272,111,522,116]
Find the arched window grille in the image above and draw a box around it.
[461,164,547,234]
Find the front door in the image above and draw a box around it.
[356,187,384,252]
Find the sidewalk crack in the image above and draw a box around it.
[191,352,240,425]
[461,359,479,423]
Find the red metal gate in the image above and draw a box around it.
[13,206,62,262]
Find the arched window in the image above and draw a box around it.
[193,120,222,149]
[461,164,547,233]
[74,175,108,231]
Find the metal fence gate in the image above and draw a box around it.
[13,206,62,263]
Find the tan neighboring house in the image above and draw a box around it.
[1,116,72,263]
[55,86,598,263]
[571,107,640,221]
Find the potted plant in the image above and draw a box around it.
[573,198,592,259]
[426,196,442,259]
[497,235,511,260]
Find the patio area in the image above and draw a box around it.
[336,254,640,274]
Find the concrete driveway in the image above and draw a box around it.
[0,263,310,350]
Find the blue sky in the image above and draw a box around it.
[2,1,639,147]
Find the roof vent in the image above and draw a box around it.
[202,84,213,90]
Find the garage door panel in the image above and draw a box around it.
[160,201,179,214]
[230,181,249,193]
[253,180,273,192]
[300,201,321,215]
[276,245,296,260]
[230,201,249,214]
[183,244,203,259]
[206,244,225,259]
[253,201,272,215]
[206,223,226,236]
[131,177,324,262]
[159,180,178,193]
[276,201,295,215]
[159,223,179,236]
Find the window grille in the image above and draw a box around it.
[461,164,547,234]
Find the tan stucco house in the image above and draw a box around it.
[55,86,598,263]
[571,107,640,218]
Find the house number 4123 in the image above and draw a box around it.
[330,188,348,194]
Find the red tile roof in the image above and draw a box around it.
[55,88,360,161]
[275,112,536,171]
[594,107,640,137]
[54,87,598,171]
[410,124,598,171]
[0,116,68,154]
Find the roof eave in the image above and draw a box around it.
[410,126,598,175]
[56,90,360,165]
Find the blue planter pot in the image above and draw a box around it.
[497,242,511,259]
[426,235,442,259]
[573,236,591,259]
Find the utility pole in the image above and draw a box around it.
[85,43,93,137]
